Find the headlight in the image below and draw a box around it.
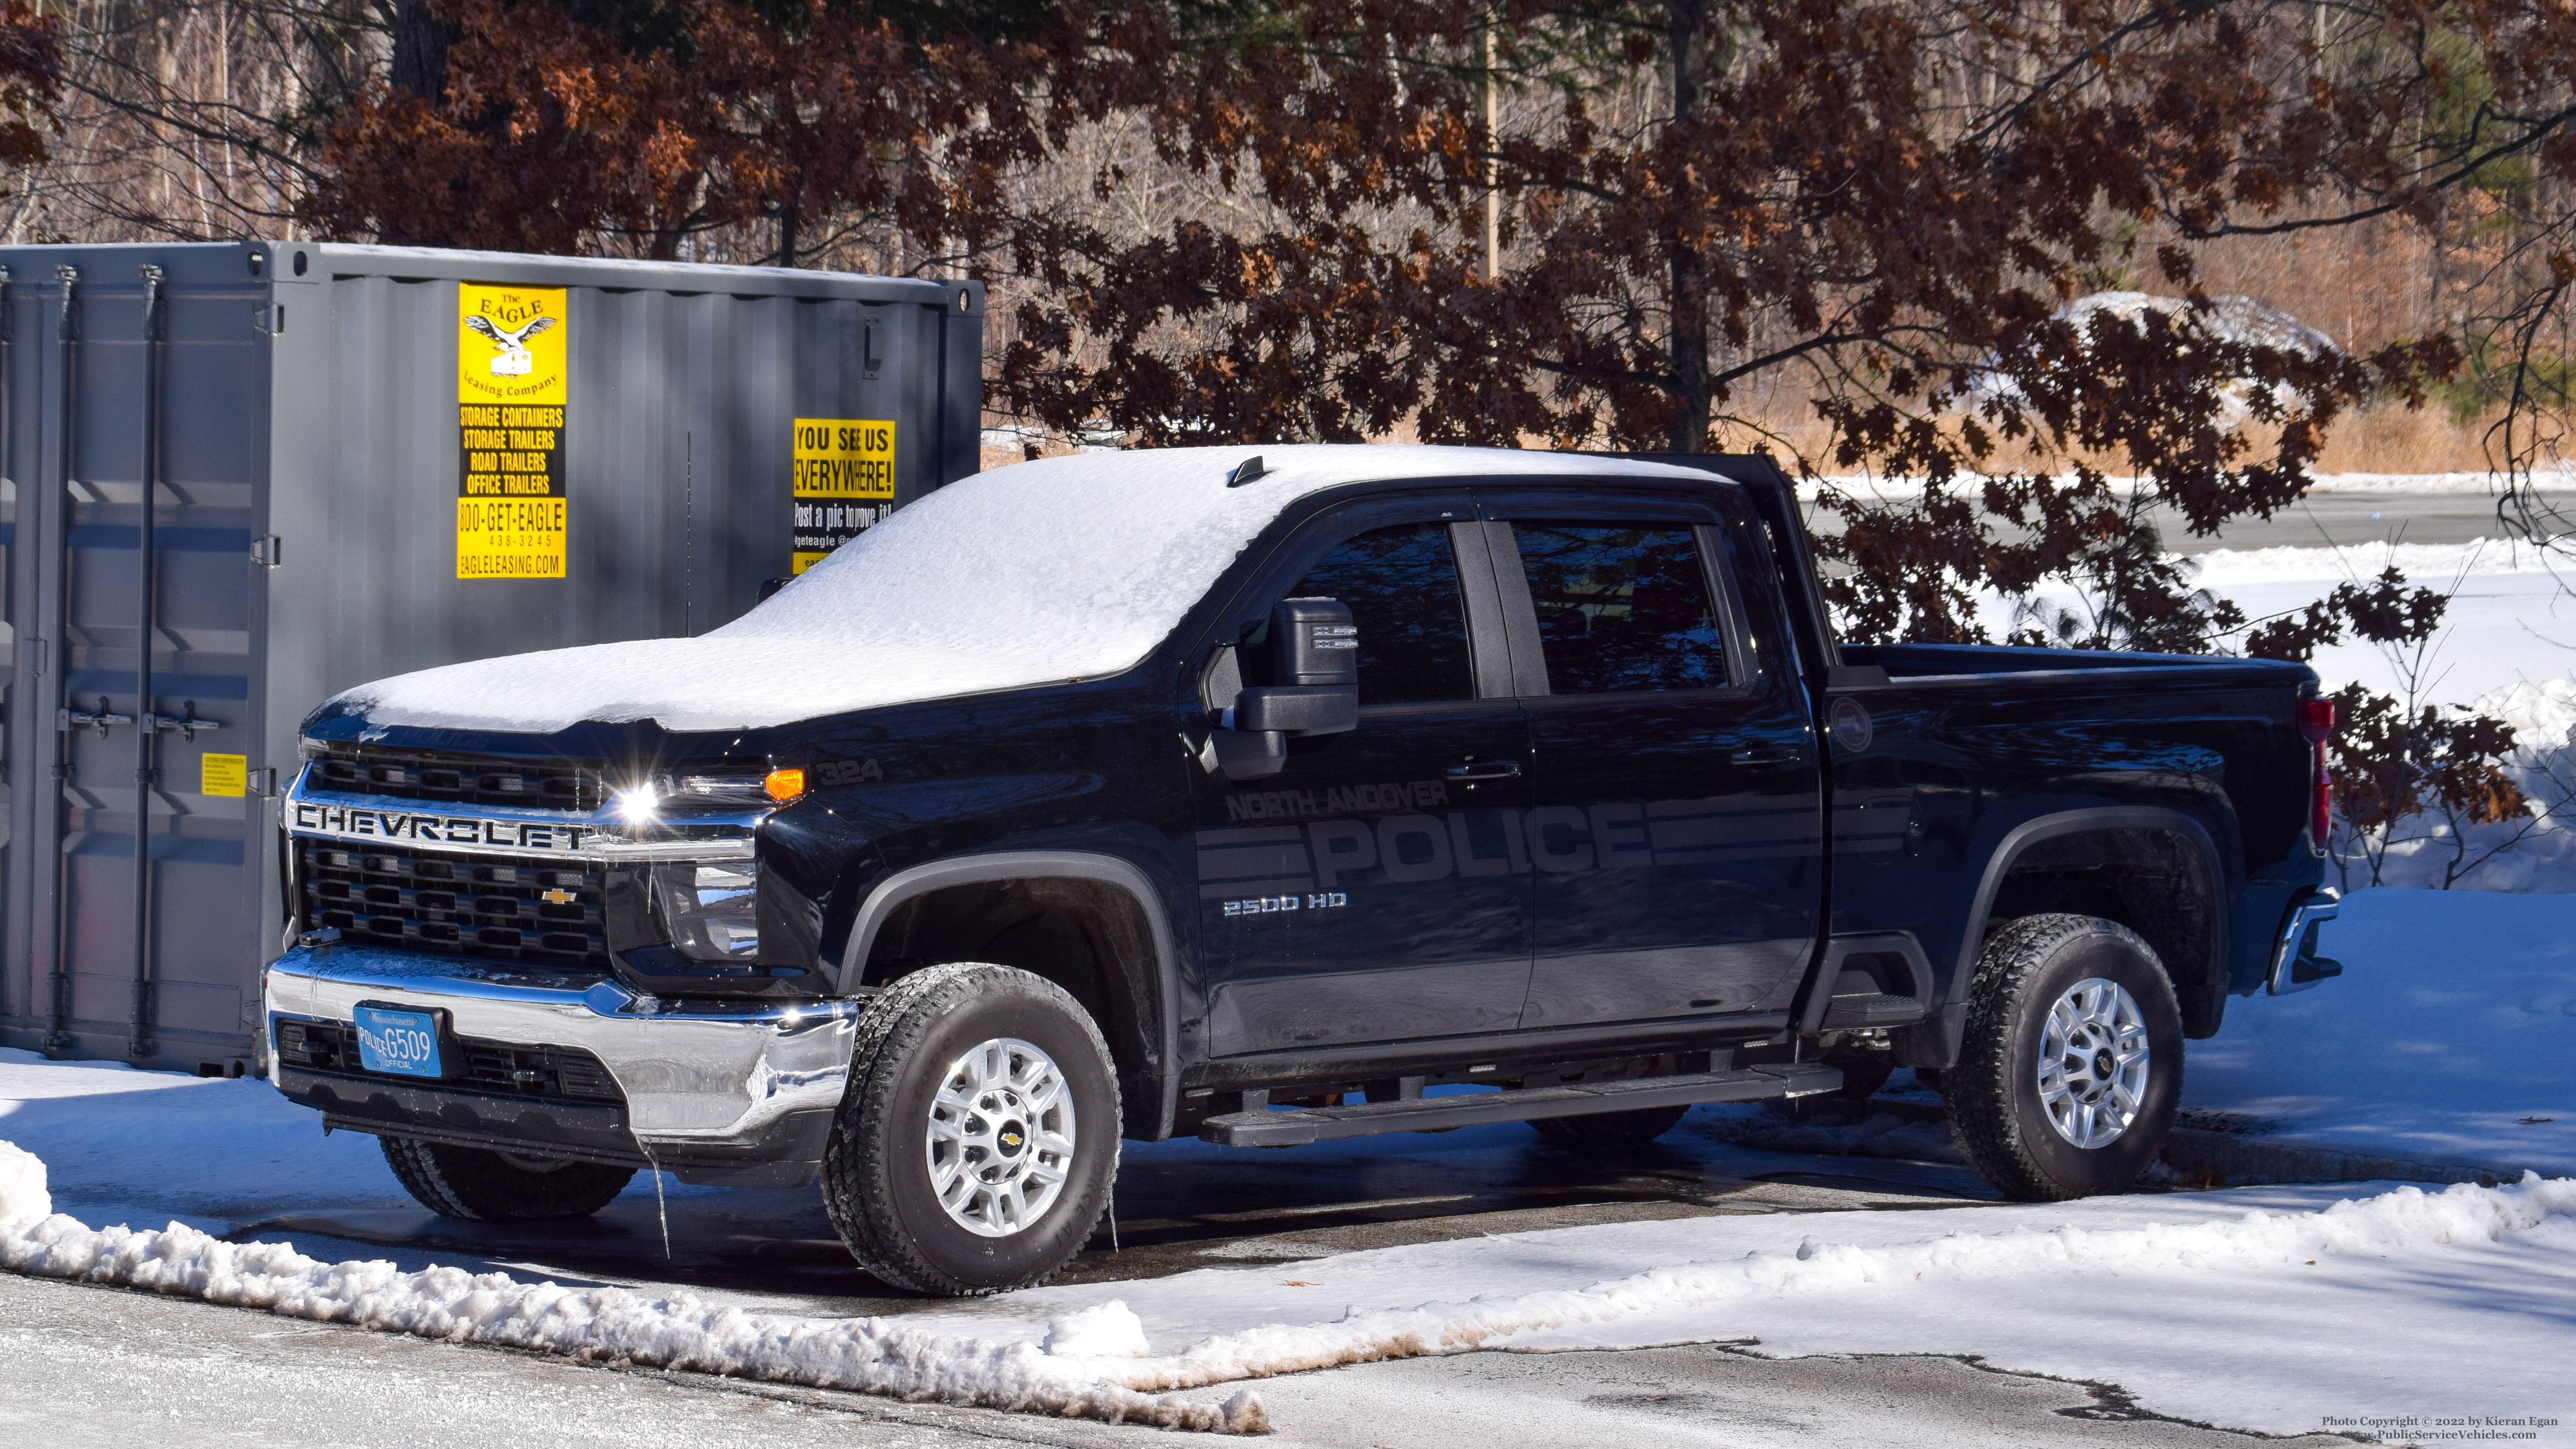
[608,772,775,821]
[651,860,761,961]
[670,772,772,805]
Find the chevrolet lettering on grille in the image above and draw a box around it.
[290,801,594,853]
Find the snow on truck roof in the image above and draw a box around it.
[339,444,1721,735]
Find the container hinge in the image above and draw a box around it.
[146,702,220,741]
[28,637,45,676]
[253,304,283,336]
[61,698,134,736]
[246,766,278,797]
[250,534,283,567]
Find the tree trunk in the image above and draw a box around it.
[776,199,800,268]
[390,0,449,103]
[1663,0,1712,453]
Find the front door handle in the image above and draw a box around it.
[1444,759,1523,781]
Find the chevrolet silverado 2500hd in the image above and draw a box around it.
[262,444,2343,1295]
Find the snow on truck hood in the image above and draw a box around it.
[338,445,1721,735]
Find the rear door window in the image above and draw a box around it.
[1510,524,1729,693]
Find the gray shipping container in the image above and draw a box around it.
[0,241,983,1072]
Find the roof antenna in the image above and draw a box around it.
[1226,455,1267,487]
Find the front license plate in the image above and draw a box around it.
[352,1005,443,1079]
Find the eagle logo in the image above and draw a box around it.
[465,313,557,377]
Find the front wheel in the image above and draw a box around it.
[1948,914,2183,1200]
[822,962,1120,1296]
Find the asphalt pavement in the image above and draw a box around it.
[0,1238,2366,1449]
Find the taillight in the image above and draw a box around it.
[2301,699,2336,847]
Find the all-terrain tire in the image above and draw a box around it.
[1528,1103,1690,1149]
[379,1137,636,1221]
[821,962,1120,1297]
[1949,914,2184,1201]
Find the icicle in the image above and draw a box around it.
[634,1138,672,1261]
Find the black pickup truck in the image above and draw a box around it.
[262,445,2343,1296]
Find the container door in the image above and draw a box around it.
[14,259,266,1067]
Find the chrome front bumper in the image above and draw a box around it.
[264,943,862,1155]
[2266,888,2344,995]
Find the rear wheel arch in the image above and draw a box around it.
[839,852,1180,1139]
[1901,806,2231,1069]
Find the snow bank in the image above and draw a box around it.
[2191,537,2565,588]
[1068,1175,2576,1395]
[339,445,1713,735]
[0,1141,48,1227]
[2305,676,2576,893]
[8,1112,2569,1439]
[0,1143,1265,1432]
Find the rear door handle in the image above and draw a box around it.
[1444,759,1522,781]
[1726,744,1804,768]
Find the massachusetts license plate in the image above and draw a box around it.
[352,1005,443,1078]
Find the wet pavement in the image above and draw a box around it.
[216,1102,2000,1317]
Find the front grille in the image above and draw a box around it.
[275,1019,624,1103]
[309,744,601,811]
[300,839,611,972]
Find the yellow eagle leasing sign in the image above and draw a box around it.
[456,284,569,580]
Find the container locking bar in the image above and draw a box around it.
[131,261,166,1062]
[60,695,134,736]
[146,701,220,741]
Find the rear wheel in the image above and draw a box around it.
[1948,914,2182,1200]
[1529,1103,1690,1149]
[380,1137,635,1221]
[822,962,1120,1296]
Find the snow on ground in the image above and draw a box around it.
[0,1050,409,1231]
[0,889,2569,1436]
[2185,888,2576,1175]
[937,1177,2576,1440]
[0,885,2559,1438]
[1,1118,2568,1438]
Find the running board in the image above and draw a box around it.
[1197,1063,1845,1147]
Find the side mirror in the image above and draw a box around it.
[1214,597,1358,781]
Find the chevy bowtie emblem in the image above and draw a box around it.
[540,887,577,905]
[1002,1131,1024,1148]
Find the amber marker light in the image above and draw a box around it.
[764,767,807,803]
